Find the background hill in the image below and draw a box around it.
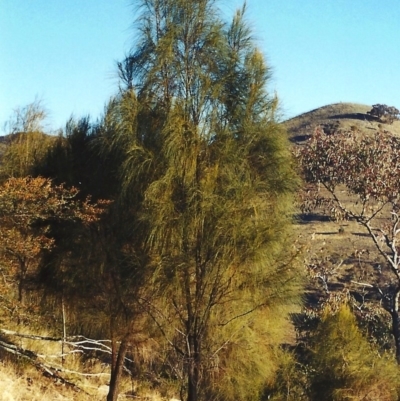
[284,102,400,143]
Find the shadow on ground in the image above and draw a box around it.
[329,113,378,122]
[296,213,331,223]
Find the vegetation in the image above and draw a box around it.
[0,176,107,307]
[367,104,400,124]
[0,1,304,400]
[298,127,400,363]
[97,1,301,399]
[1,99,55,179]
[309,303,400,401]
[4,1,400,400]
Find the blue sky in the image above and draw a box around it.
[1,0,400,131]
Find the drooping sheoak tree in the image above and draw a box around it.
[100,1,302,400]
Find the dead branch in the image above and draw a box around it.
[0,339,85,393]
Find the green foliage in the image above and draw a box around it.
[1,3,303,400]
[266,350,310,401]
[1,99,55,180]
[309,303,400,401]
[0,132,55,180]
[34,117,115,200]
[98,1,302,400]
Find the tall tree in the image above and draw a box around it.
[102,1,301,400]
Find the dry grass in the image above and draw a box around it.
[0,325,135,400]
[0,328,181,401]
[0,360,95,401]
[0,355,173,400]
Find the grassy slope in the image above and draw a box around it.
[0,361,97,401]
[285,102,400,143]
[0,356,165,401]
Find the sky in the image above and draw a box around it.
[1,0,400,131]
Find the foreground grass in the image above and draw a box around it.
[0,360,100,401]
[0,355,178,400]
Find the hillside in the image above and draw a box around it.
[284,102,400,143]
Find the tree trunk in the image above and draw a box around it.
[110,316,117,372]
[187,360,200,401]
[391,287,400,364]
[111,338,117,372]
[18,259,27,304]
[187,336,200,401]
[107,335,130,401]
[61,296,67,366]
[18,279,23,304]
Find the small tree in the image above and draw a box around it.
[1,100,55,179]
[4,98,48,135]
[0,176,107,307]
[367,104,400,124]
[298,128,400,362]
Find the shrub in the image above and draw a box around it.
[265,350,310,401]
[309,303,400,401]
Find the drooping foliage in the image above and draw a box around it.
[97,1,302,400]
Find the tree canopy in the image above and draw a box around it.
[367,104,400,124]
[98,1,302,400]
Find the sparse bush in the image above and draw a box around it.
[322,121,340,135]
[297,128,400,361]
